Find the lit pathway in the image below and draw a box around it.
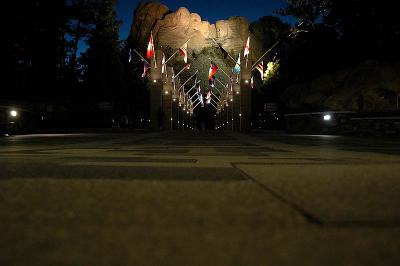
[0,131,399,265]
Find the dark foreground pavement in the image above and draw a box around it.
[1,131,399,265]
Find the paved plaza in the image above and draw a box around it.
[1,131,399,265]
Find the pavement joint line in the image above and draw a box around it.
[233,162,400,228]
[231,162,323,226]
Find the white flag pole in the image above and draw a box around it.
[164,38,191,65]
[132,49,150,65]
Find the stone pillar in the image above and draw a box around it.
[162,67,173,130]
[149,49,163,131]
[240,50,252,131]
[233,83,241,131]
[227,97,233,131]
[172,74,179,130]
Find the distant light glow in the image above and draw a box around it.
[245,80,249,83]
[153,80,157,83]
[323,114,331,121]
[165,90,168,94]
[10,110,17,117]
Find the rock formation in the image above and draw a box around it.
[129,2,291,62]
[129,1,250,56]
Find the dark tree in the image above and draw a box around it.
[80,0,122,100]
[275,0,331,27]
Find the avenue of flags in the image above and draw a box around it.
[129,28,281,115]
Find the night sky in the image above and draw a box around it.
[116,0,296,40]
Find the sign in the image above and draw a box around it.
[264,102,277,112]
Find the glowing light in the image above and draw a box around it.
[236,91,239,94]
[153,80,157,83]
[239,113,242,117]
[165,90,168,94]
[323,114,331,121]
[245,80,249,83]
[10,110,17,117]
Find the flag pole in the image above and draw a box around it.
[193,101,202,110]
[251,39,280,70]
[186,81,200,96]
[209,102,217,109]
[211,39,236,63]
[190,92,199,101]
[132,49,150,65]
[214,77,227,89]
[178,70,199,92]
[192,97,199,104]
[212,83,223,95]
[164,38,191,65]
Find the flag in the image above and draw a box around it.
[179,42,188,63]
[185,63,191,69]
[141,61,150,78]
[244,36,250,58]
[198,92,204,107]
[234,53,241,73]
[147,31,154,59]
[128,48,132,63]
[251,76,253,88]
[208,61,218,79]
[208,75,215,88]
[216,42,228,59]
[161,53,166,74]
[256,61,264,80]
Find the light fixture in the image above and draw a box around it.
[239,113,242,117]
[323,114,331,121]
[245,80,249,83]
[10,110,17,117]
[236,91,239,94]
[153,79,157,83]
[165,90,168,94]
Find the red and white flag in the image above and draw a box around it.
[256,61,263,80]
[185,63,191,69]
[179,42,188,63]
[147,31,154,59]
[244,36,250,58]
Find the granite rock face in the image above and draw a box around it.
[129,2,250,55]
[130,1,170,48]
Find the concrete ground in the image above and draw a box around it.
[0,130,399,265]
